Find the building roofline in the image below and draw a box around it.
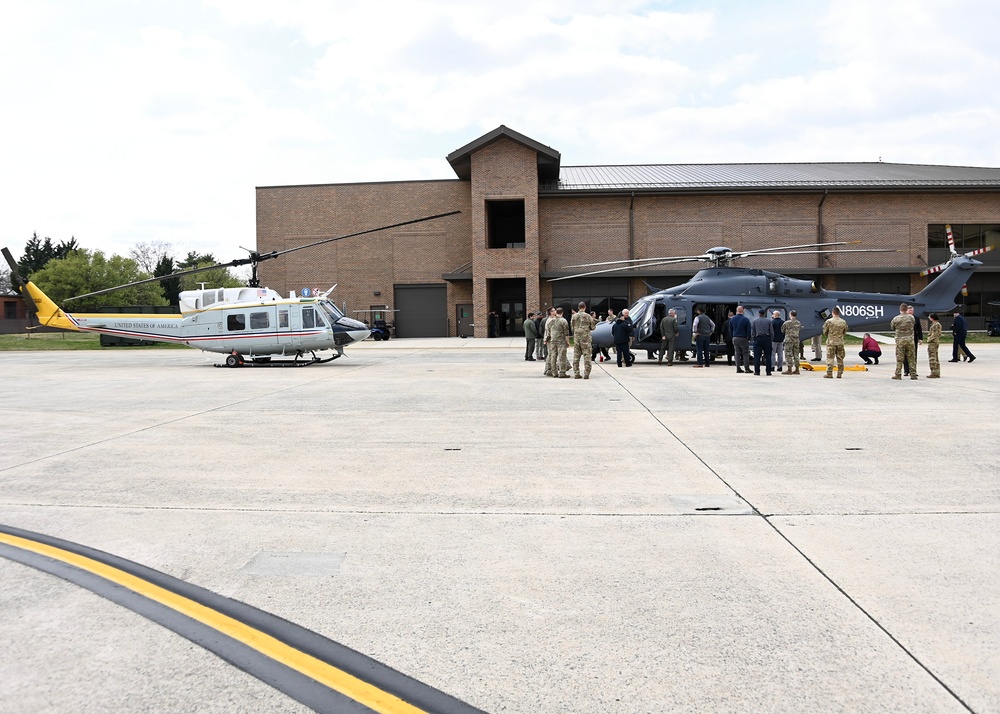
[446,125,561,182]
[256,178,463,191]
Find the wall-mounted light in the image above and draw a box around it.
[374,291,381,296]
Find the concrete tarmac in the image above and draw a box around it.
[1,339,998,713]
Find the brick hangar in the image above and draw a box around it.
[256,126,1000,338]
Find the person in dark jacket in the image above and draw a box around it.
[950,310,975,362]
[692,307,715,368]
[729,306,752,373]
[611,309,635,367]
[750,309,774,375]
[721,310,735,365]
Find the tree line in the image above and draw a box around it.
[1,233,243,311]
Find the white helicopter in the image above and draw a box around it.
[2,211,459,367]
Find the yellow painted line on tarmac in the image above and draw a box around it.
[0,531,426,714]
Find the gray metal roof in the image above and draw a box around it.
[544,162,1000,192]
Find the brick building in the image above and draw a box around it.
[257,126,1000,336]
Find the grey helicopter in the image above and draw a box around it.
[2,211,459,367]
[552,240,990,361]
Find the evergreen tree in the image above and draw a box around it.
[155,254,182,305]
[18,233,79,276]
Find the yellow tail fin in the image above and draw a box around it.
[25,282,78,331]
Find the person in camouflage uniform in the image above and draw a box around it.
[544,306,571,378]
[926,312,942,378]
[780,309,802,374]
[890,302,917,380]
[822,306,848,378]
[570,302,597,379]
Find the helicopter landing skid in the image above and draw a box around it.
[215,351,340,368]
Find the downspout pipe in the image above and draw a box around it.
[817,189,828,269]
[628,192,635,302]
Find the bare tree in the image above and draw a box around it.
[0,265,12,295]
[129,241,173,275]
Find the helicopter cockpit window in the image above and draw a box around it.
[227,314,246,331]
[303,307,316,329]
[628,300,649,326]
[321,301,344,320]
[249,311,269,330]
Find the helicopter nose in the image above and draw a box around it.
[592,322,612,347]
[336,317,370,343]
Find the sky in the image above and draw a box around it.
[2,0,998,267]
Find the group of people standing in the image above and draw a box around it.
[716,306,803,376]
[524,301,979,381]
[523,304,599,379]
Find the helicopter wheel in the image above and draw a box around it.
[225,353,242,368]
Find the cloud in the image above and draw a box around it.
[1,0,998,265]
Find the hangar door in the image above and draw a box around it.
[394,284,448,337]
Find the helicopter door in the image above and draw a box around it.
[285,306,304,349]
[248,308,279,351]
[276,307,294,349]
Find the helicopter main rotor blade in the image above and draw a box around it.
[64,210,462,303]
[560,241,863,270]
[64,261,239,302]
[549,257,708,281]
[737,248,901,258]
[561,254,708,269]
[272,211,462,258]
[735,241,860,258]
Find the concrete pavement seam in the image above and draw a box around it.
[599,362,977,713]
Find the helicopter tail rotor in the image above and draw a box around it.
[2,247,39,321]
[920,224,994,277]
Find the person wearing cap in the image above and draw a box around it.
[750,308,774,375]
[822,306,848,378]
[926,313,943,378]
[781,310,802,374]
[949,310,975,363]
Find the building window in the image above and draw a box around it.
[928,224,1000,266]
[486,199,525,249]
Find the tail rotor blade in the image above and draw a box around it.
[2,247,39,316]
